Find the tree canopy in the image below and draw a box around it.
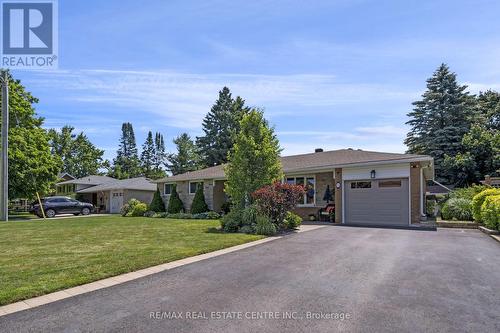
[196,87,250,168]
[2,72,60,199]
[406,64,499,185]
[167,133,200,175]
[225,109,282,208]
[110,122,141,179]
[49,125,105,178]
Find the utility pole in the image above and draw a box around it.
[0,70,8,221]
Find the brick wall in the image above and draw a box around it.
[410,162,421,224]
[334,168,342,223]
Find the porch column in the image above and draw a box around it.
[334,168,342,224]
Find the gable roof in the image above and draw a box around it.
[57,175,116,186]
[77,177,156,193]
[155,149,433,183]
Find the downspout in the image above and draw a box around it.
[420,168,425,217]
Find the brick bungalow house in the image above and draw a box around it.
[155,149,434,226]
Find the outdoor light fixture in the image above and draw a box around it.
[370,170,376,179]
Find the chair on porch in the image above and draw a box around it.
[317,203,335,222]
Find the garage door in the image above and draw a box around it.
[345,178,409,226]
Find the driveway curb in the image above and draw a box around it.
[0,224,326,317]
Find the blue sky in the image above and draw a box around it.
[14,0,500,160]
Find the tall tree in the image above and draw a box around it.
[1,72,61,199]
[196,87,250,167]
[49,126,105,178]
[443,91,500,186]
[225,109,282,208]
[167,133,200,175]
[110,122,141,179]
[140,131,155,178]
[153,132,166,177]
[405,64,474,183]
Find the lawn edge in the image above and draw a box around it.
[0,236,280,317]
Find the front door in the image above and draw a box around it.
[110,191,124,214]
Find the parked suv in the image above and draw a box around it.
[31,196,94,218]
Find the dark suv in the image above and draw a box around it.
[31,197,94,218]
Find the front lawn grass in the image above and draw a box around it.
[0,216,263,305]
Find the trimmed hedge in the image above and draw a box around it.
[149,189,166,212]
[167,185,184,214]
[472,188,500,222]
[190,184,209,214]
[480,195,500,231]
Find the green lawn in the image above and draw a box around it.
[0,216,264,305]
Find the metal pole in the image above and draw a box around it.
[0,71,8,221]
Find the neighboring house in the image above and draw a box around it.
[77,177,156,213]
[426,182,454,196]
[56,175,115,197]
[155,149,434,227]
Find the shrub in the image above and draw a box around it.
[220,209,242,232]
[120,203,130,217]
[192,211,220,219]
[149,189,166,212]
[220,201,231,214]
[239,225,254,234]
[191,184,209,214]
[441,197,473,221]
[120,198,149,217]
[472,188,500,222]
[284,211,302,229]
[143,210,156,218]
[167,185,184,214]
[252,182,305,230]
[480,195,500,230]
[449,185,489,201]
[255,214,276,235]
[426,199,437,217]
[242,204,258,227]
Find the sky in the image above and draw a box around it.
[13,0,500,161]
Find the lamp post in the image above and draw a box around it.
[0,70,8,221]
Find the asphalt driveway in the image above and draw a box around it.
[1,226,499,332]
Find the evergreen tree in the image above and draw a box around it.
[1,71,61,198]
[196,87,250,167]
[140,131,155,178]
[151,132,167,179]
[167,185,184,213]
[110,122,141,179]
[225,109,282,208]
[167,133,200,175]
[190,184,209,214]
[405,64,474,183]
[444,93,500,185]
[49,126,105,178]
[149,188,166,212]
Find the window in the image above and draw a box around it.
[164,184,173,195]
[284,176,315,205]
[189,181,203,194]
[379,180,401,188]
[350,181,372,189]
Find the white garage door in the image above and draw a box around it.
[345,179,409,226]
[110,191,124,214]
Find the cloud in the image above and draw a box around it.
[26,69,418,129]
